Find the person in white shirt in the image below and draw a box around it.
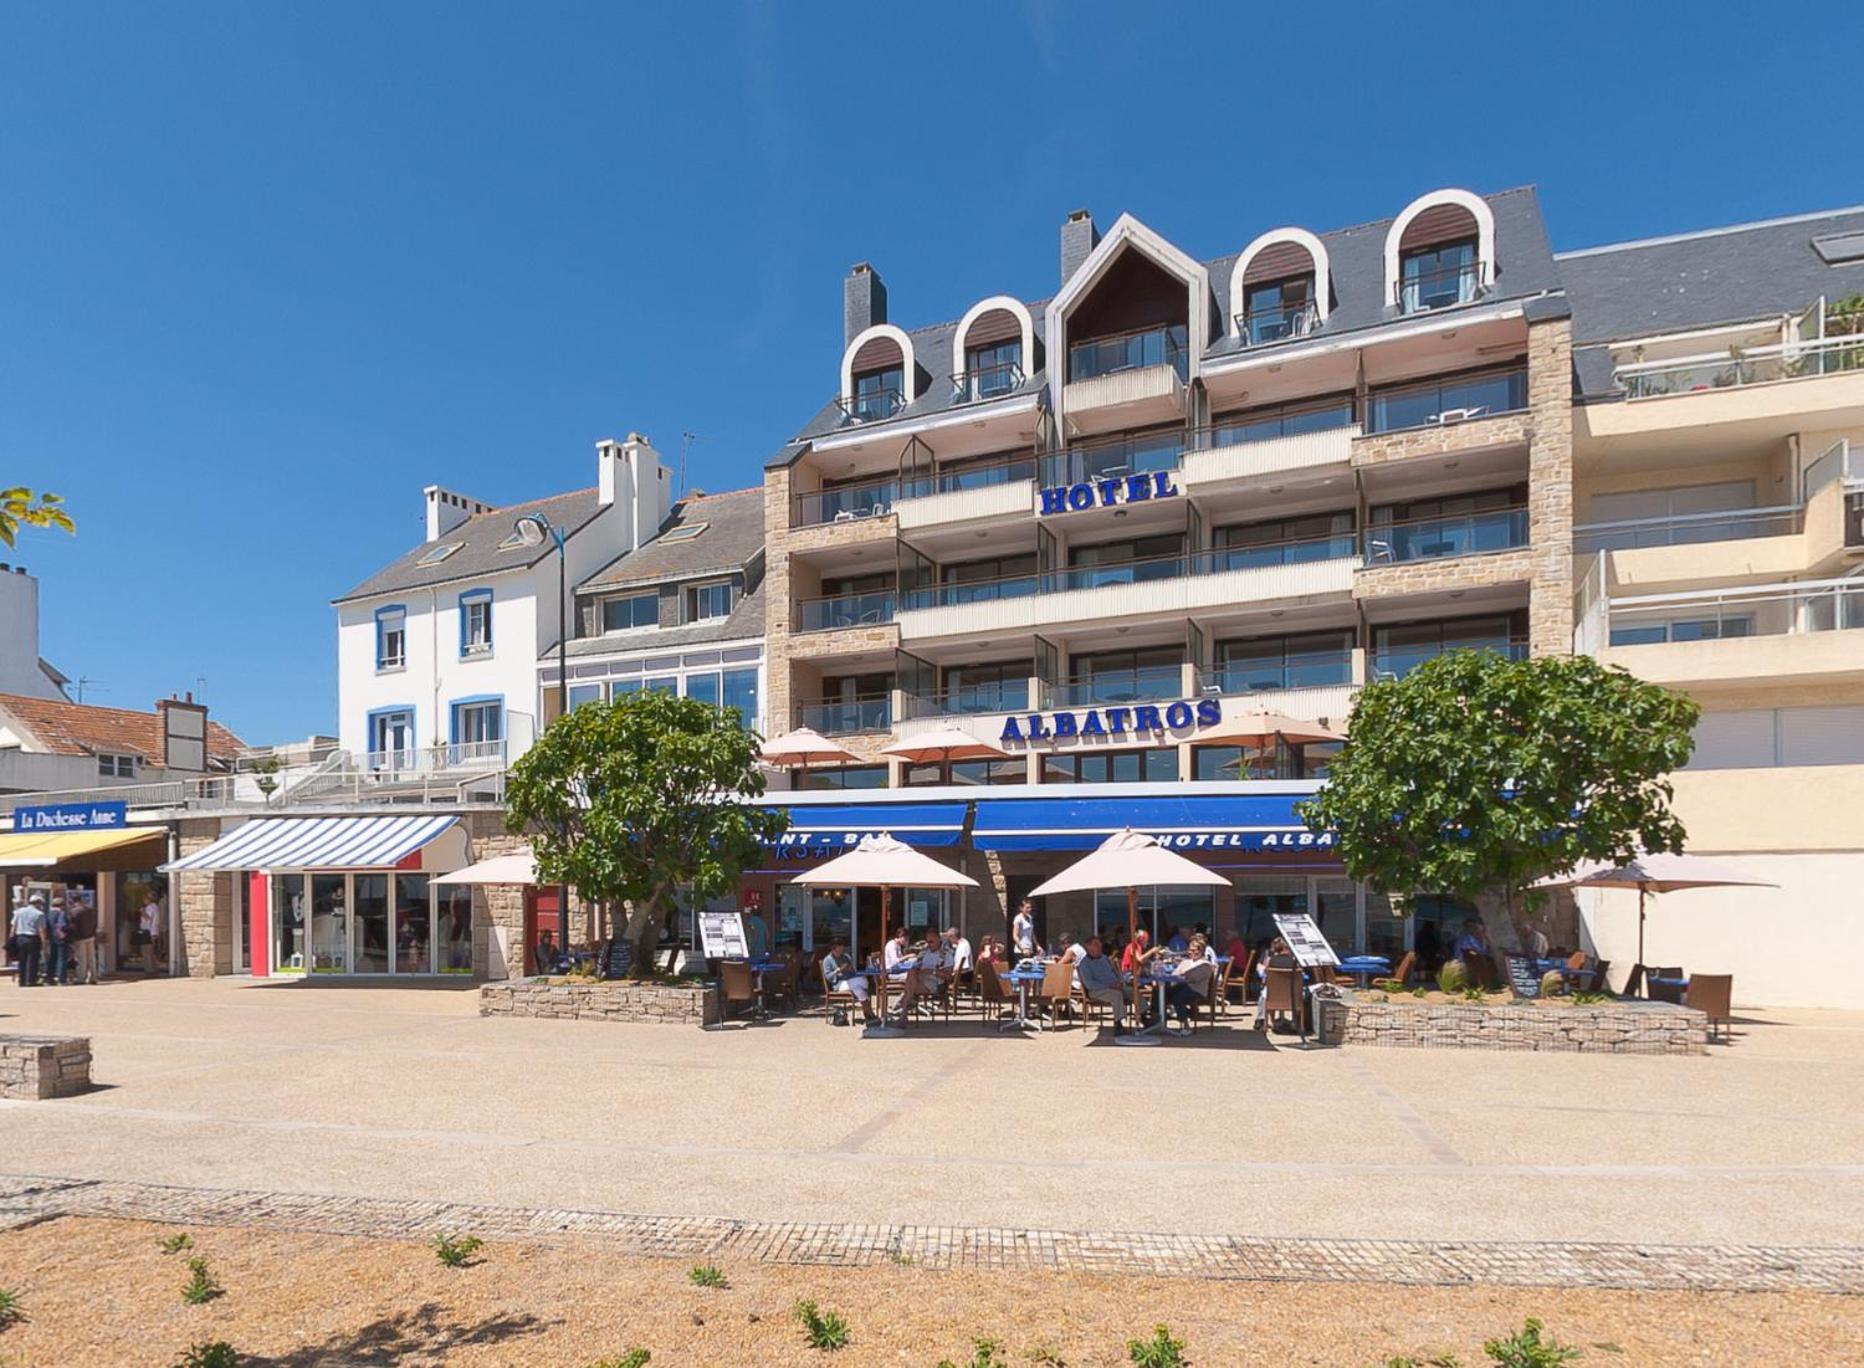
[820,939,875,1024]
[1055,932,1087,966]
[944,926,973,974]
[1011,901,1040,961]
[1515,919,1550,959]
[138,895,164,974]
[883,927,928,1016]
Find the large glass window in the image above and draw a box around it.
[1400,238,1478,311]
[1216,630,1355,693]
[722,668,760,727]
[1065,533,1184,589]
[567,683,604,711]
[905,757,1024,786]
[685,672,721,706]
[353,875,391,973]
[1063,646,1183,706]
[603,594,660,632]
[1213,396,1355,447]
[1215,512,1356,569]
[310,873,348,974]
[686,581,733,621]
[796,764,889,790]
[941,660,1030,714]
[1367,367,1526,433]
[1097,887,1216,944]
[1367,487,1527,563]
[1041,748,1178,783]
[452,701,503,755]
[272,874,306,973]
[1373,617,1518,679]
[395,874,432,974]
[1235,877,1308,950]
[435,883,473,973]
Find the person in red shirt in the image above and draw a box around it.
[1121,928,1160,974]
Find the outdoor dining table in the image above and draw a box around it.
[1003,964,1048,1032]
[1336,955,1391,988]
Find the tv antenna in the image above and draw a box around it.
[680,431,700,499]
[75,676,107,704]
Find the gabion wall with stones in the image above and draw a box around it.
[479,981,720,1026]
[1326,998,1707,1055]
[0,1035,92,1098]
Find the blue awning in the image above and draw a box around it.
[765,801,968,857]
[970,794,1330,853]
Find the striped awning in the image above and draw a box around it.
[162,815,461,872]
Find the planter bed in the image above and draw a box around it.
[1319,995,1707,1055]
[479,979,718,1026]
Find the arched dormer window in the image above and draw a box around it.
[1384,189,1497,314]
[839,324,916,422]
[1229,228,1331,346]
[951,295,1036,402]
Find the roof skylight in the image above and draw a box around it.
[416,542,463,566]
[659,522,709,543]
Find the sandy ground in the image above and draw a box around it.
[0,1217,1860,1367]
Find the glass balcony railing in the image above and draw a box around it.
[794,588,897,632]
[899,454,1038,500]
[1040,430,1187,488]
[1365,368,1527,434]
[951,361,1026,404]
[793,480,897,527]
[1068,324,1189,384]
[1614,334,1864,399]
[1371,638,1527,680]
[1396,260,1486,313]
[902,573,1041,610]
[1235,298,1320,346]
[837,388,905,424]
[1197,650,1356,696]
[904,680,1032,718]
[1607,579,1864,646]
[1365,508,1528,564]
[1573,505,1803,555]
[798,696,893,735]
[1050,665,1185,708]
[1210,532,1359,571]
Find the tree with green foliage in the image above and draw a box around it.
[1301,651,1699,947]
[503,689,787,974]
[0,487,74,547]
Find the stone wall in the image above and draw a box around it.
[1349,411,1532,468]
[0,1034,92,1098]
[1326,996,1707,1055]
[1354,546,1536,601]
[174,819,232,978]
[479,980,719,1025]
[1525,316,1576,654]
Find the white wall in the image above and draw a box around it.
[0,568,62,700]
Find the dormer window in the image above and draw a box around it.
[1400,237,1480,312]
[849,365,904,422]
[1241,275,1316,345]
[952,296,1036,402]
[963,339,1022,400]
[839,325,914,423]
[98,752,139,778]
[603,592,659,633]
[1386,189,1495,314]
[686,581,733,622]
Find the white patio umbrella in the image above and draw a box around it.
[1537,852,1776,968]
[1196,710,1346,749]
[879,727,1010,785]
[1028,828,1231,1045]
[759,727,863,768]
[789,833,978,1036]
[431,849,537,885]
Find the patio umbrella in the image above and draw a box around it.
[1028,828,1230,1045]
[431,849,537,885]
[759,727,862,768]
[1538,852,1776,968]
[1198,711,1345,777]
[789,833,978,1036]
[879,727,1010,785]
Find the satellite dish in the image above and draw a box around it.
[512,517,548,548]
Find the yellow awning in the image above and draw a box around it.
[0,827,168,871]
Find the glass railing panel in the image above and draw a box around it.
[1366,508,1527,563]
[1054,666,1184,707]
[1372,639,1527,679]
[1397,261,1483,313]
[1068,325,1189,383]
[1573,506,1802,554]
[1237,299,1320,345]
[794,481,898,527]
[1205,650,1356,694]
[794,589,898,632]
[798,697,893,735]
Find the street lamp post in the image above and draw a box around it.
[514,512,569,972]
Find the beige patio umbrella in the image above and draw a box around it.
[431,849,537,885]
[879,727,1010,785]
[1028,829,1231,1045]
[759,727,863,767]
[1199,709,1345,749]
[1538,852,1775,971]
[789,833,978,1036]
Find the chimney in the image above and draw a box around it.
[156,693,210,773]
[0,565,55,701]
[1060,209,1099,287]
[423,486,491,542]
[843,262,887,346]
[597,433,673,551]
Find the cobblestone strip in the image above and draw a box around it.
[0,1173,1858,1294]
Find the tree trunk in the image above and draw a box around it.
[621,882,673,977]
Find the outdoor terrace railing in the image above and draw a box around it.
[366,740,507,777]
[951,360,1026,404]
[1607,578,1864,645]
[1192,408,1358,452]
[1573,504,1803,555]
[793,480,898,528]
[1615,333,1864,399]
[1047,665,1185,709]
[1211,532,1359,571]
[899,453,1037,500]
[1396,260,1488,313]
[1068,323,1190,384]
[798,695,893,735]
[1040,429,1188,488]
[1235,298,1320,346]
[902,680,1032,719]
[1196,650,1356,696]
[1371,638,1528,680]
[793,587,898,632]
[1364,367,1527,434]
[1803,438,1863,500]
[836,387,905,424]
[1365,507,1528,564]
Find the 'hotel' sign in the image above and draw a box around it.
[1038,469,1180,517]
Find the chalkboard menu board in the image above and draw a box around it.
[1504,952,1542,999]
[1271,913,1340,969]
[601,937,634,981]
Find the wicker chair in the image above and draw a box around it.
[718,960,758,1023]
[1263,966,1308,1044]
[1684,973,1733,1041]
[1039,960,1077,1029]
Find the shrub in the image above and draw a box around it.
[0,1288,23,1329]
[432,1233,484,1268]
[159,1232,195,1255]
[181,1257,223,1306]
[687,1264,727,1289]
[938,1338,1006,1368]
[1460,984,1488,1003]
[1437,959,1469,994]
[1483,1318,1581,1367]
[1572,990,1609,1006]
[590,1351,651,1368]
[1127,1323,1186,1368]
[176,1342,239,1368]
[1538,970,1566,997]
[793,1299,850,1351]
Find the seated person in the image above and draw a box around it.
[1074,936,1129,1032]
[1166,935,1217,1026]
[1255,936,1299,1030]
[1166,925,1190,954]
[1121,928,1160,976]
[819,938,875,1024]
[1454,918,1494,986]
[1055,932,1086,966]
[533,929,559,974]
[1222,931,1247,965]
[944,925,974,975]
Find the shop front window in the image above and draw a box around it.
[1365,891,1404,961]
[435,884,473,973]
[1315,878,1357,956]
[311,873,349,973]
[395,874,432,973]
[1094,886,1215,945]
[1234,877,1309,950]
[272,874,306,972]
[353,875,391,973]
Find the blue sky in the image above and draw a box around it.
[3,2,1858,745]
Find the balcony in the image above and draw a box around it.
[1048,664,1185,709]
[793,480,898,529]
[951,361,1026,405]
[1183,419,1358,489]
[1235,298,1320,346]
[1364,368,1528,436]
[1574,505,1803,555]
[798,695,893,736]
[1396,260,1488,314]
[1196,648,1356,696]
[902,679,1032,720]
[1600,578,1864,687]
[1365,507,1528,565]
[894,454,1038,531]
[1371,638,1527,681]
[1041,429,1187,489]
[793,588,898,633]
[1063,324,1189,427]
[1614,334,1864,400]
[1068,324,1189,383]
[836,388,905,425]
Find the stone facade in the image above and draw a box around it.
[174,818,232,978]
[0,1034,92,1098]
[1525,316,1575,654]
[1325,996,1707,1055]
[1354,545,1537,602]
[479,980,719,1025]
[1349,412,1532,468]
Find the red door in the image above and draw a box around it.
[523,886,563,973]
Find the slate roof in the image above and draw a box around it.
[333,488,604,604]
[578,486,764,592]
[0,693,246,768]
[773,187,1563,465]
[549,580,766,660]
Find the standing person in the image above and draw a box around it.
[138,892,165,975]
[1010,899,1040,962]
[11,893,46,988]
[70,892,99,985]
[45,894,73,986]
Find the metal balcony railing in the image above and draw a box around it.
[902,679,1032,718]
[793,480,898,527]
[1068,324,1189,383]
[793,588,898,632]
[1371,638,1528,681]
[1047,665,1185,708]
[1396,260,1487,313]
[1196,650,1356,696]
[1615,334,1864,400]
[1573,504,1803,555]
[798,695,892,735]
[1365,508,1528,564]
[1607,578,1864,645]
[899,454,1038,500]
[367,740,507,776]
[1235,298,1320,346]
[951,361,1026,404]
[1040,429,1187,488]
[1364,368,1528,434]
[1803,439,1864,500]
[837,387,905,424]
[1211,532,1359,571]
[1192,407,1358,453]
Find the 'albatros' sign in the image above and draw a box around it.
[1000,697,1221,742]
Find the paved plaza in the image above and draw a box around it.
[2,977,1862,1257]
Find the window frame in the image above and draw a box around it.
[602,592,661,634]
[685,579,734,623]
[374,604,408,672]
[458,588,494,658]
